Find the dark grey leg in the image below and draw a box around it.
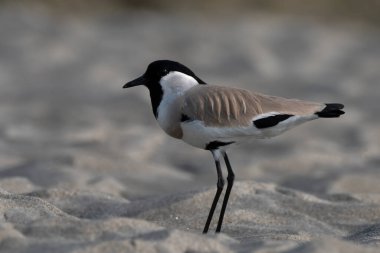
[215,151,235,233]
[203,150,224,234]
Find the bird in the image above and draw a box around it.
[123,60,345,234]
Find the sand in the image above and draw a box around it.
[0,6,380,253]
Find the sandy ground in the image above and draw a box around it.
[0,6,380,253]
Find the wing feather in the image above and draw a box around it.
[181,85,324,127]
[182,85,261,127]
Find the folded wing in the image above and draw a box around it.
[181,85,325,128]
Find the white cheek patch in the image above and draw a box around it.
[160,71,199,95]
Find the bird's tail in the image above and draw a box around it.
[315,103,345,118]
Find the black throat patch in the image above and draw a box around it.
[147,83,164,118]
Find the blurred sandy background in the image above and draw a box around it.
[0,1,380,252]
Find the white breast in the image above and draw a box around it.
[156,71,199,133]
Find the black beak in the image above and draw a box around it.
[123,75,146,88]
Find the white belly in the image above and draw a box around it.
[180,115,316,149]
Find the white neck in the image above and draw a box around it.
[160,71,199,97]
[156,71,199,133]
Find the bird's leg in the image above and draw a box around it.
[203,150,224,234]
[215,151,235,233]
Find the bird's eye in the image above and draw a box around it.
[162,69,169,75]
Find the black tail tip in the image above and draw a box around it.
[316,103,345,118]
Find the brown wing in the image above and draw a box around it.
[181,85,261,127]
[256,94,325,116]
[181,85,324,127]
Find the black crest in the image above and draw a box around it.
[144,60,206,86]
[144,60,205,118]
[125,60,206,118]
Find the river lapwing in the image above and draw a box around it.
[123,60,345,233]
